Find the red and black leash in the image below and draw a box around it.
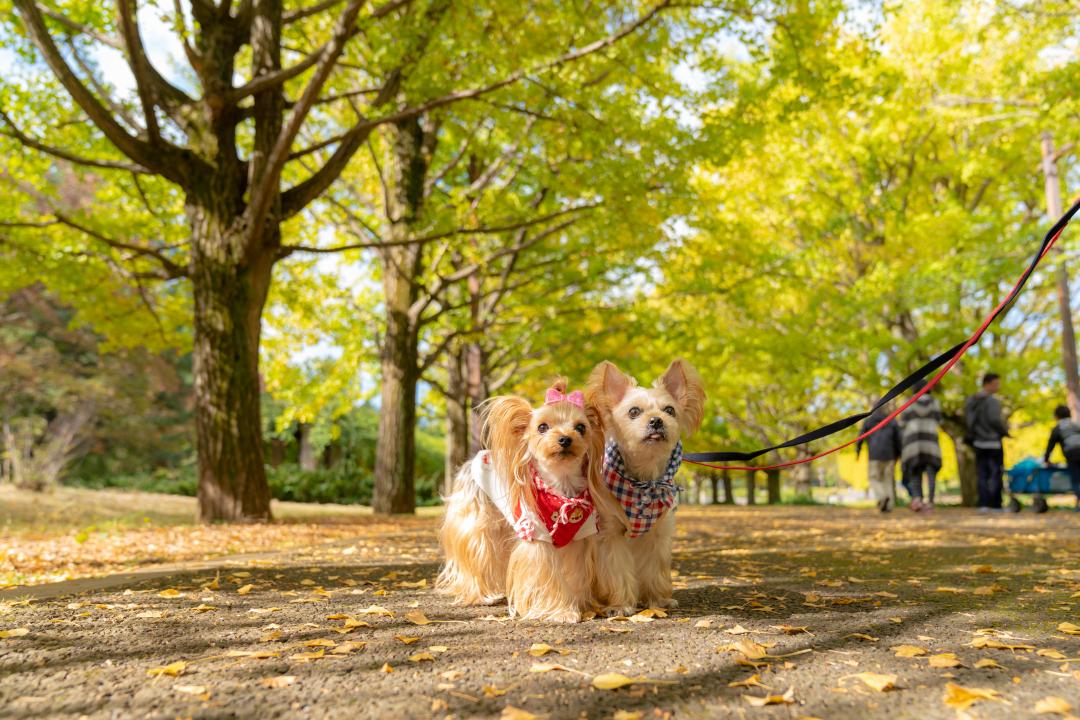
[683,197,1080,473]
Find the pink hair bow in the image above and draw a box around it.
[545,387,584,408]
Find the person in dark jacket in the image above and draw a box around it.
[856,403,903,512]
[964,373,1010,511]
[899,381,943,512]
[1044,404,1080,511]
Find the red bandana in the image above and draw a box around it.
[514,465,594,548]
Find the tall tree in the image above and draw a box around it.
[1,0,675,519]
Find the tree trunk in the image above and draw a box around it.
[268,437,286,467]
[709,472,720,504]
[444,347,469,493]
[1040,132,1080,420]
[190,211,274,523]
[745,469,757,505]
[298,423,317,471]
[373,117,429,514]
[722,469,734,504]
[792,445,812,496]
[943,423,977,506]
[466,341,487,454]
[766,468,781,504]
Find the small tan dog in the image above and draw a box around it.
[437,379,604,622]
[585,359,705,615]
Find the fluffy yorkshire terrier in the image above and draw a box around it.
[436,379,604,622]
[585,359,705,615]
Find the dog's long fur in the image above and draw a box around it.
[437,379,604,622]
[585,359,705,614]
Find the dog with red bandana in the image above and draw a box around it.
[436,379,604,622]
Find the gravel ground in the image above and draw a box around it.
[1,505,1078,719]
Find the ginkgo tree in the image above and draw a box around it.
[0,0,686,519]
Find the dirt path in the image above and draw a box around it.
[1,506,1078,719]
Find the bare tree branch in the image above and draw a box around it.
[227,43,327,102]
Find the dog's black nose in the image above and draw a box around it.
[648,417,664,430]
[558,435,572,448]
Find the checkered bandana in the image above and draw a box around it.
[602,439,682,538]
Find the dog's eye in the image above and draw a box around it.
[663,405,676,416]
[537,423,549,434]
[628,407,642,419]
[574,423,586,435]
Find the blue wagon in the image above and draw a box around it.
[1005,458,1073,513]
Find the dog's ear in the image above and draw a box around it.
[481,395,532,453]
[658,358,706,436]
[586,361,631,413]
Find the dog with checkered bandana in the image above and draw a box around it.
[585,359,705,615]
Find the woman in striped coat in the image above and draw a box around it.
[899,380,943,512]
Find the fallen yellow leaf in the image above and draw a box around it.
[892,645,928,658]
[744,688,795,706]
[408,652,436,662]
[259,675,296,689]
[174,684,209,699]
[357,605,394,617]
[157,589,183,598]
[1057,622,1080,636]
[844,672,898,692]
[528,643,569,657]
[330,641,366,655]
[236,584,254,595]
[405,611,431,625]
[942,682,1002,710]
[500,707,537,720]
[1034,696,1073,715]
[147,660,187,678]
[395,635,421,645]
[1037,648,1067,660]
[530,662,573,673]
[974,658,1005,669]
[729,674,771,689]
[0,628,30,638]
[290,650,325,662]
[928,653,964,668]
[302,639,337,648]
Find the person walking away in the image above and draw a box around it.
[1043,404,1080,512]
[900,380,943,512]
[856,404,903,512]
[964,373,1009,511]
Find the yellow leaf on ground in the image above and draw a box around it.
[330,642,366,655]
[744,688,795,706]
[408,652,435,662]
[844,633,878,642]
[236,584,254,595]
[725,624,752,635]
[226,650,280,659]
[302,639,336,648]
[1037,648,1067,660]
[0,628,30,638]
[259,675,297,689]
[191,604,217,613]
[380,663,393,673]
[720,639,769,660]
[395,635,421,645]
[612,712,643,720]
[530,662,573,673]
[500,707,537,720]
[174,684,209,699]
[845,672,898,691]
[147,661,187,678]
[973,658,1004,669]
[355,605,393,617]
[343,618,371,629]
[928,653,964,668]
[970,637,1035,651]
[729,674,770,689]
[528,643,569,657]
[290,650,325,662]
[1034,696,1073,715]
[1057,622,1080,636]
[695,619,712,628]
[592,673,638,690]
[440,670,464,680]
[157,589,183,598]
[892,645,928,658]
[942,682,1002,710]
[772,625,812,635]
[405,611,431,625]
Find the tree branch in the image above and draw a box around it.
[0,108,151,174]
[12,0,200,186]
[244,0,369,243]
[227,43,327,102]
[116,0,162,143]
[283,0,343,23]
